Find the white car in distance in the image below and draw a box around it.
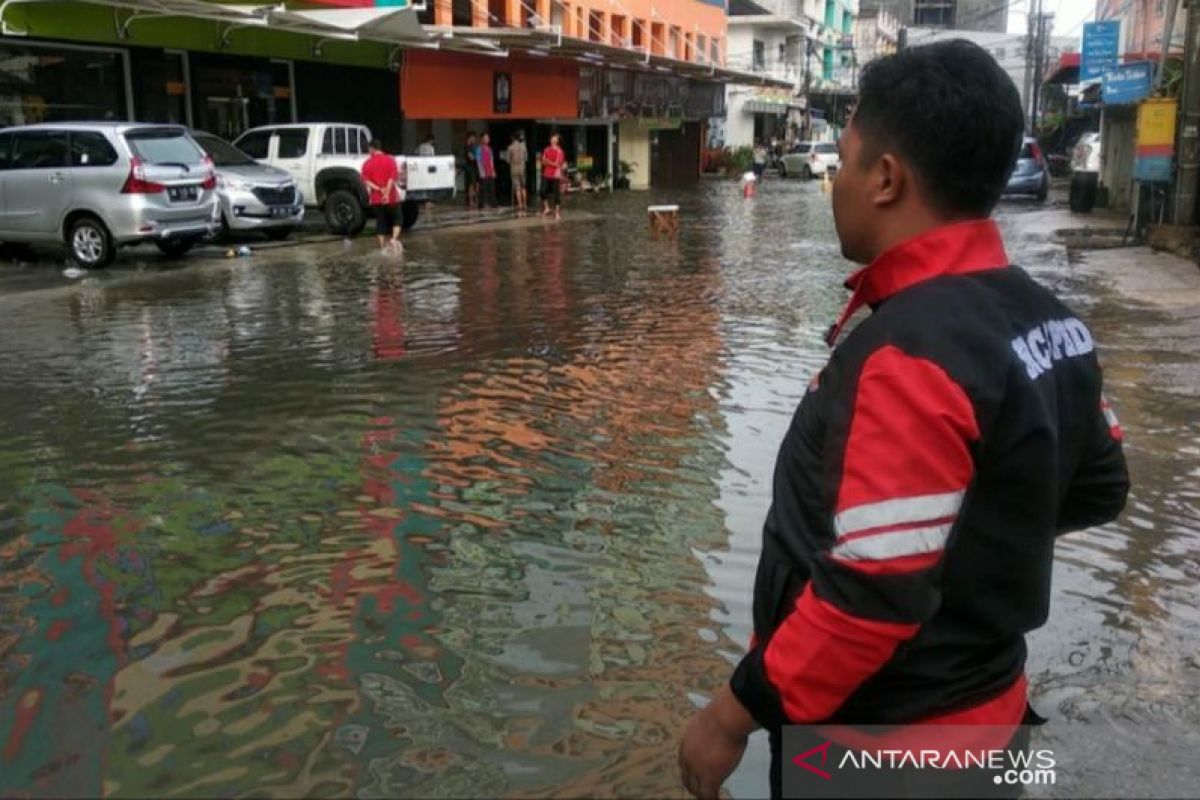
[780,141,840,179]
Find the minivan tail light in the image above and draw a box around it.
[200,172,217,190]
[121,156,166,194]
[1030,142,1045,166]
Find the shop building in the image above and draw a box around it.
[0,0,780,194]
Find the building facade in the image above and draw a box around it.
[906,27,1077,117]
[720,0,810,149]
[1095,0,1188,58]
[855,4,900,65]
[879,0,1007,31]
[0,0,766,192]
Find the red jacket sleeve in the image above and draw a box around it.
[732,344,979,725]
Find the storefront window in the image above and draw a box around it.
[163,51,189,125]
[0,42,127,126]
[190,53,294,140]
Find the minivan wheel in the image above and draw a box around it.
[68,216,115,269]
[325,189,365,236]
[156,237,199,258]
[802,164,814,180]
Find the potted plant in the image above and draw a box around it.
[615,160,636,190]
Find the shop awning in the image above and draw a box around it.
[420,24,793,87]
[1044,51,1080,86]
[271,7,428,43]
[2,0,427,43]
[2,0,277,36]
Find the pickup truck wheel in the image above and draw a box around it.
[400,200,420,232]
[325,189,365,236]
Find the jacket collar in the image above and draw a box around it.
[825,218,1009,347]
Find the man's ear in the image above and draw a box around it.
[873,153,904,207]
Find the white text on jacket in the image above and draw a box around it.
[1011,318,1094,379]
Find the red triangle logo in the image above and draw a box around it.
[792,740,833,780]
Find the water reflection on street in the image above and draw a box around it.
[1,183,1197,798]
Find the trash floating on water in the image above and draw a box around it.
[648,205,680,237]
[62,267,87,279]
[226,246,253,258]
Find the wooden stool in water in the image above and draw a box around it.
[648,205,680,236]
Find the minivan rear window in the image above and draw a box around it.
[1019,144,1033,159]
[124,128,205,165]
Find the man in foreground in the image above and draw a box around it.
[678,40,1129,799]
[361,139,402,254]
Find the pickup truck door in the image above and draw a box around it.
[273,129,310,196]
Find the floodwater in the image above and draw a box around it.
[0,184,1197,799]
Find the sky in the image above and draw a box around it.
[1008,0,1095,42]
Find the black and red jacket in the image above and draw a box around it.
[730,219,1129,732]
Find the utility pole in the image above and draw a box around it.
[802,31,813,139]
[1174,0,1200,224]
[1153,0,1181,94]
[1029,4,1051,132]
[1024,8,1035,121]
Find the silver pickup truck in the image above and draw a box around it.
[233,123,456,236]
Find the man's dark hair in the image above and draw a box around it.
[369,138,383,151]
[853,39,1024,216]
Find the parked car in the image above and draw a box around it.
[1003,136,1049,202]
[0,122,217,268]
[191,131,303,241]
[779,141,840,179]
[233,124,456,236]
[1069,131,1102,213]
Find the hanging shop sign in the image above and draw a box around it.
[1102,61,1152,105]
[493,71,512,114]
[1134,98,1177,183]
[1081,20,1120,81]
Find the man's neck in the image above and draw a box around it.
[866,210,980,265]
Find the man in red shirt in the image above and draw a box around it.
[539,133,565,220]
[362,139,402,254]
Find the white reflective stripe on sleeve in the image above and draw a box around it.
[834,490,965,539]
[830,523,953,562]
[1101,402,1119,429]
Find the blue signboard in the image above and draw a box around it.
[1103,61,1153,105]
[1081,21,1121,81]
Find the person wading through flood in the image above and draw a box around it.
[361,139,402,255]
[506,131,529,215]
[539,133,565,220]
[477,132,498,209]
[463,131,479,210]
[678,39,1129,799]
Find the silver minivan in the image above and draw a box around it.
[0,122,218,268]
[190,131,304,241]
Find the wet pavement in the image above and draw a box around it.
[1,182,1198,798]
